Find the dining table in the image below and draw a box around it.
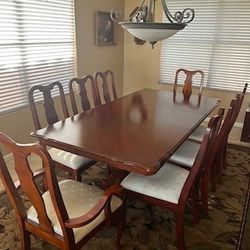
[31,88,219,176]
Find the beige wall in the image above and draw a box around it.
[123,0,162,95]
[74,0,124,96]
[123,0,249,123]
[0,0,125,154]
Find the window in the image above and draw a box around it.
[160,0,250,92]
[0,0,76,114]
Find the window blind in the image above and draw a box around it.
[0,0,76,114]
[160,0,250,92]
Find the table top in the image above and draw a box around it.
[32,89,219,175]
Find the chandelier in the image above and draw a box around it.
[111,0,195,48]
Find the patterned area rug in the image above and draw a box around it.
[0,148,249,250]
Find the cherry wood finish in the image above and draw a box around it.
[28,82,96,181]
[28,81,69,129]
[31,89,219,176]
[214,83,248,183]
[204,84,247,196]
[125,119,217,250]
[215,84,248,184]
[69,75,99,115]
[173,69,204,97]
[200,107,225,213]
[94,70,118,106]
[0,133,125,250]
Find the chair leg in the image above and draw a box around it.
[116,206,126,250]
[176,211,185,250]
[217,152,224,184]
[74,170,82,182]
[210,157,218,192]
[19,226,31,250]
[201,170,209,214]
[192,184,200,223]
[222,140,228,169]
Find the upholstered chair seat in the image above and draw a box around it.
[121,163,189,204]
[188,125,206,142]
[169,140,200,168]
[48,148,92,170]
[27,179,123,243]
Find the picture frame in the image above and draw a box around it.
[96,11,115,46]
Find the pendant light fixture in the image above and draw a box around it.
[111,0,195,48]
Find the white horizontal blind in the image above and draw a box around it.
[0,0,76,114]
[160,0,250,92]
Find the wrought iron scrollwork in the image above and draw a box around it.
[111,0,194,25]
[161,0,194,24]
[174,8,195,24]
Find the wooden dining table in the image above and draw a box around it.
[31,89,219,176]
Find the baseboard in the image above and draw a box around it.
[234,122,243,128]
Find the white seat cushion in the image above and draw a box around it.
[188,125,206,142]
[48,148,92,170]
[169,140,200,168]
[121,163,189,204]
[27,180,122,243]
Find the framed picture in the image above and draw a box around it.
[96,11,115,46]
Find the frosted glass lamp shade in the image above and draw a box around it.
[120,22,186,43]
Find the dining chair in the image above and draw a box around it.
[173,69,204,97]
[168,96,243,214]
[0,132,125,250]
[94,69,118,106]
[69,75,99,115]
[121,116,217,250]
[184,83,248,190]
[189,83,248,143]
[28,82,96,181]
[220,83,248,170]
[168,108,224,214]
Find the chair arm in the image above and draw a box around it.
[64,184,123,228]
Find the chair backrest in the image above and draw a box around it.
[221,83,248,144]
[0,132,76,246]
[235,83,248,117]
[69,75,99,115]
[178,113,223,206]
[173,69,204,97]
[94,69,117,106]
[28,82,69,130]
[204,98,239,171]
[242,83,248,95]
